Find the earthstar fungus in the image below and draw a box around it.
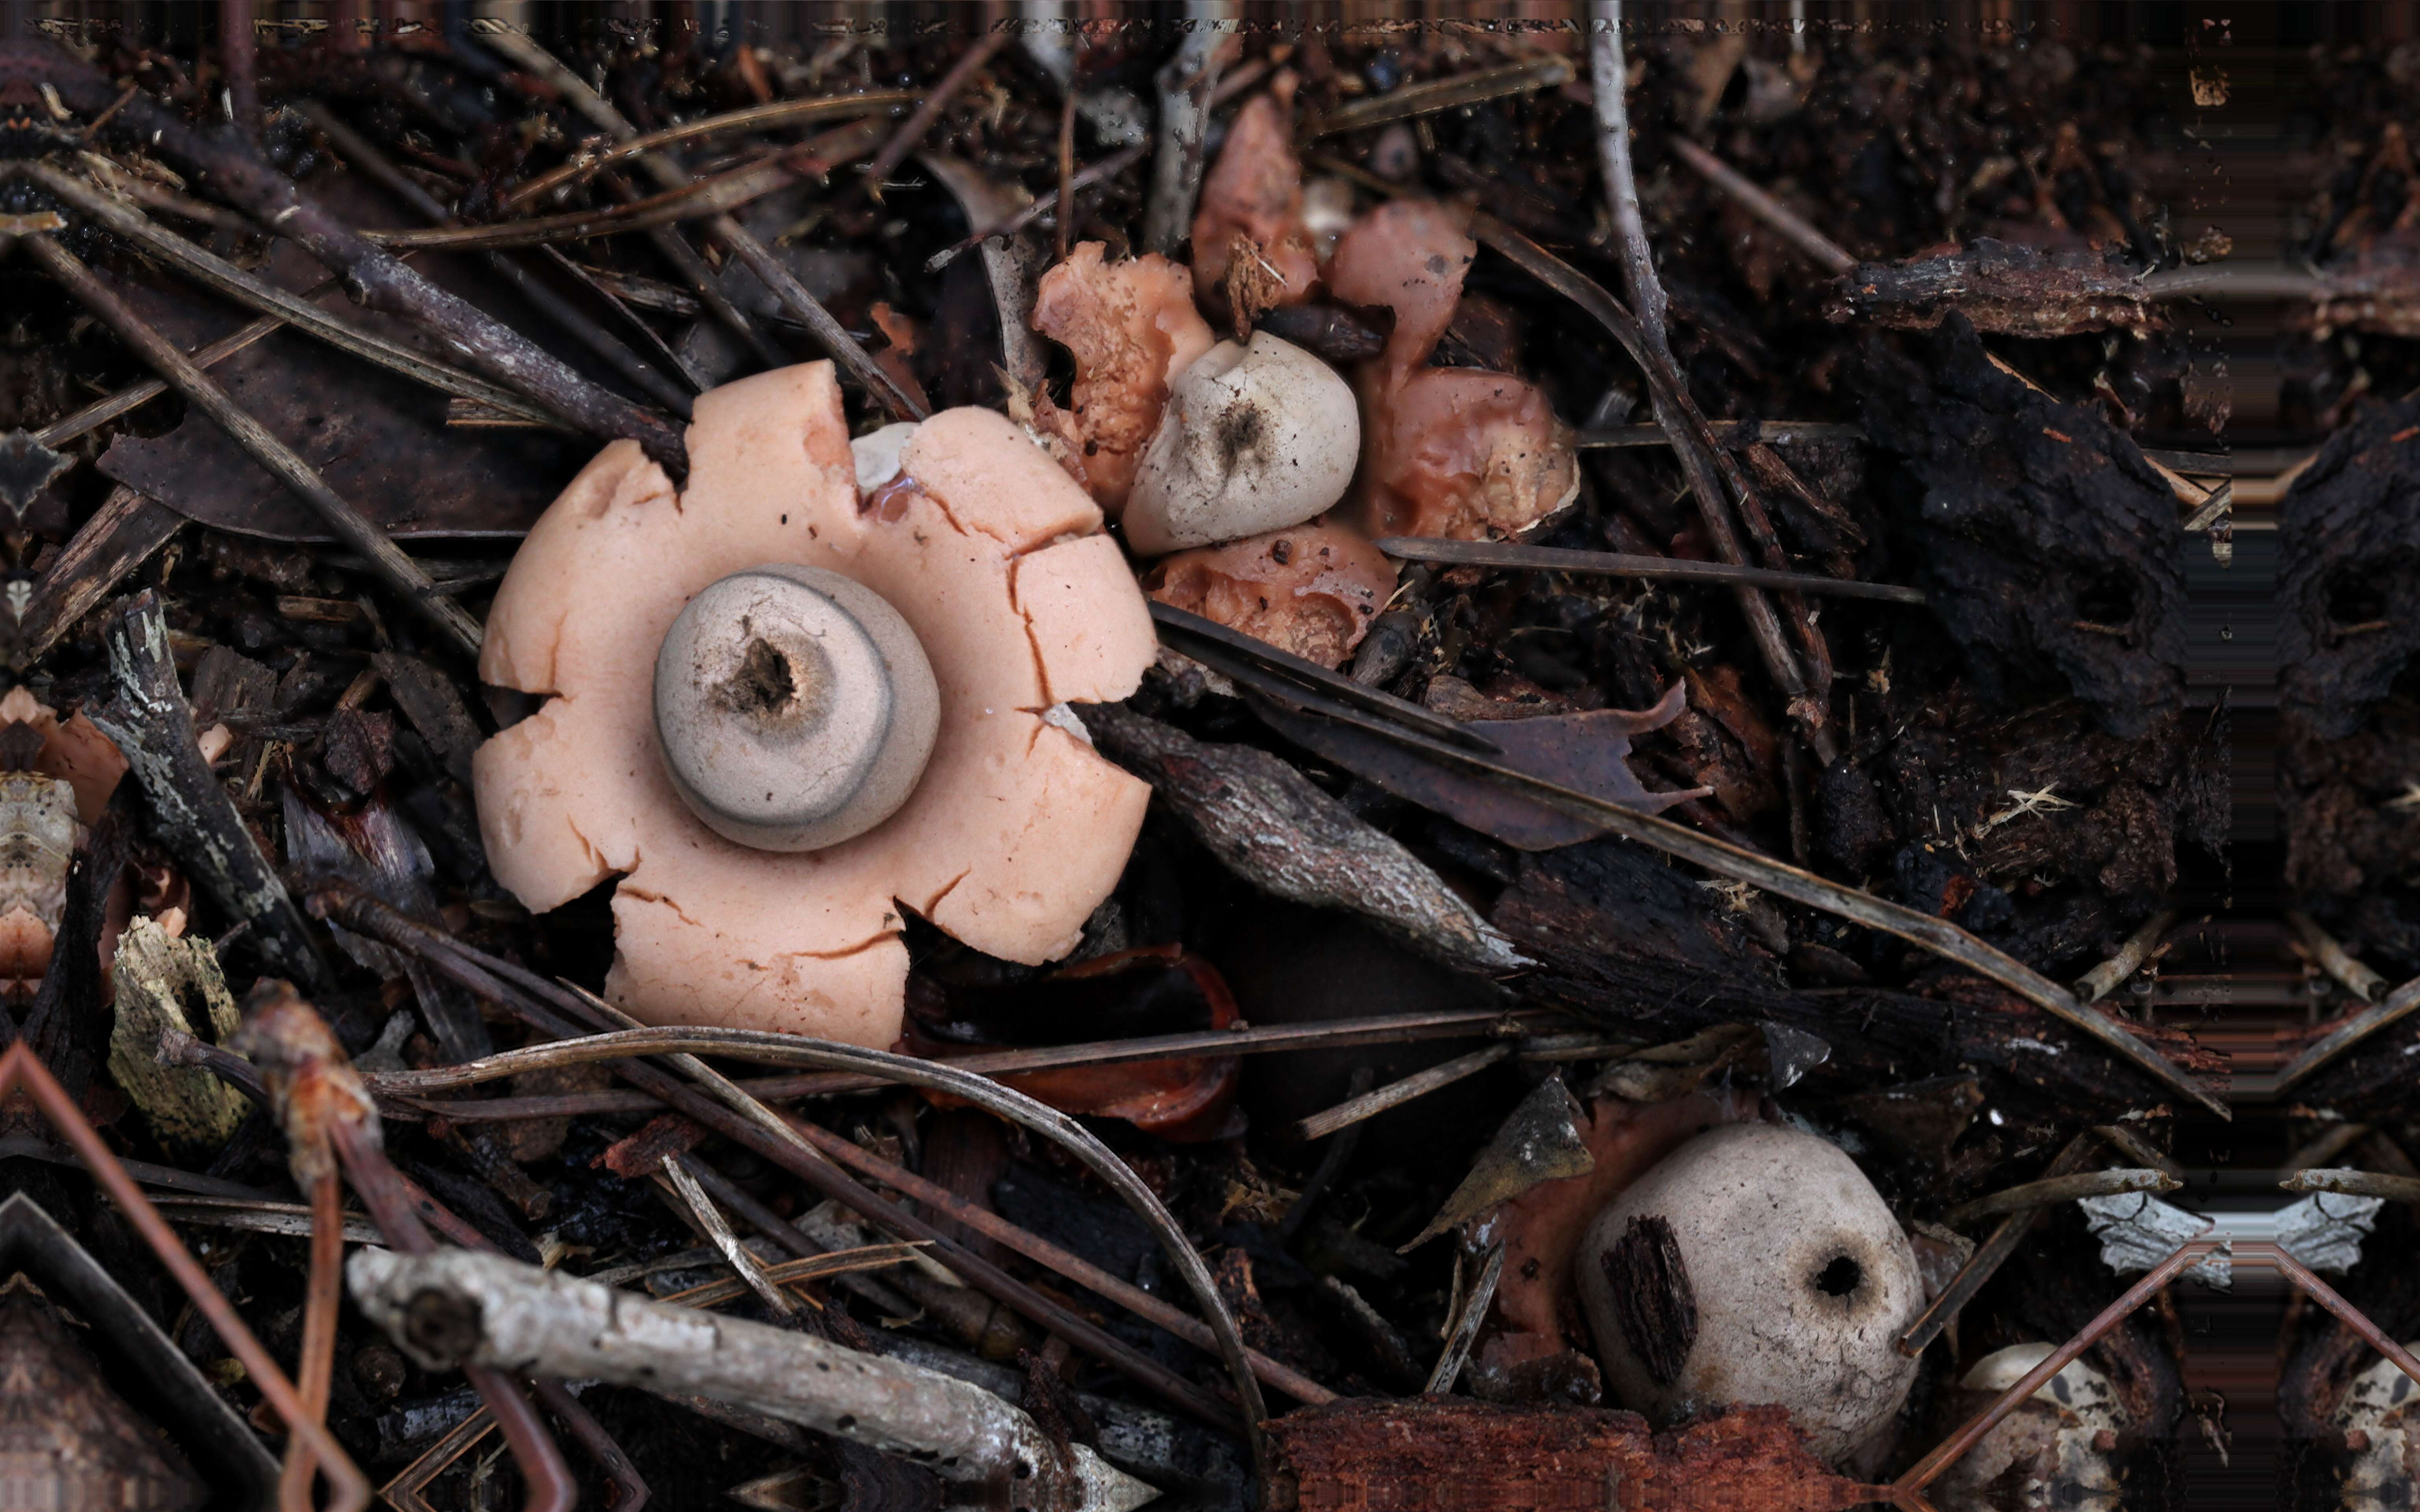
[473,364,1158,1048]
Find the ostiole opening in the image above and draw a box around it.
[713,631,837,736]
[1815,1254,1863,1298]
[721,637,797,718]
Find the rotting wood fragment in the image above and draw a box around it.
[1826,239,2162,337]
[1263,1399,1873,1512]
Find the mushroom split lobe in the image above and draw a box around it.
[654,564,942,853]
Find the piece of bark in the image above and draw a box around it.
[1827,238,2161,337]
[108,918,249,1158]
[1263,1399,1872,1512]
[1080,704,1528,974]
[86,593,331,992]
[371,652,483,788]
[1604,1215,1699,1388]
[6,486,182,672]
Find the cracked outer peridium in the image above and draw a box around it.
[472,363,1158,1047]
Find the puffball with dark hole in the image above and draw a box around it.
[1575,1122,1923,1464]
[1122,332,1360,556]
[653,564,941,853]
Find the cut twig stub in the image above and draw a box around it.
[1604,1215,1699,1387]
[108,918,248,1157]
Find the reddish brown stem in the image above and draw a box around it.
[326,1118,578,1512]
[219,0,259,141]
[277,1170,345,1510]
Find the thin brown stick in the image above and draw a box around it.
[1578,419,1863,449]
[1465,199,1831,757]
[1666,137,1856,276]
[1568,70,1835,744]
[1153,601,1495,749]
[861,30,1012,199]
[474,32,791,371]
[277,1172,345,1511]
[654,1242,929,1311]
[325,1123,576,1512]
[1899,1134,2099,1356]
[1897,1237,2216,1496]
[27,48,685,466]
[367,1009,1534,1099]
[29,236,485,657]
[659,1156,798,1318]
[706,215,931,421]
[236,985,580,1512]
[37,308,292,448]
[2274,975,2420,1092]
[220,0,259,141]
[2288,909,2389,1003]
[780,1113,1335,1406]
[1312,56,1573,136]
[924,142,1150,272]
[1939,1168,2178,1228]
[381,1408,495,1512]
[1294,1046,1512,1141]
[2078,909,2182,1003]
[361,147,819,252]
[471,27,923,421]
[1057,89,1078,264]
[298,101,694,415]
[2278,1167,2420,1203]
[386,1006,1544,1119]
[503,91,915,210]
[1374,537,1927,603]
